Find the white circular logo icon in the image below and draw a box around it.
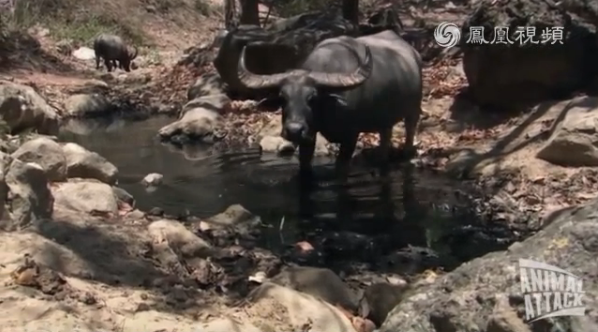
[434,23,461,48]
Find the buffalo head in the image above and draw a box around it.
[122,46,139,72]
[236,43,373,143]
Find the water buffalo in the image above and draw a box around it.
[93,33,138,72]
[236,30,423,177]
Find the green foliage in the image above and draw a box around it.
[0,0,146,45]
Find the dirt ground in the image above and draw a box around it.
[1,0,597,330]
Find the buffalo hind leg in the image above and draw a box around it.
[403,108,421,158]
[335,135,358,181]
[95,56,101,70]
[378,127,392,176]
[298,139,316,179]
[104,58,114,72]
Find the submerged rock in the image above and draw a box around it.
[381,199,598,332]
[11,137,67,181]
[141,172,163,186]
[158,93,229,144]
[257,116,329,156]
[61,143,118,185]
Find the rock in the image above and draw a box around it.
[259,135,296,155]
[257,116,329,155]
[270,266,359,313]
[148,219,213,257]
[240,282,358,332]
[72,46,95,60]
[187,73,226,100]
[158,94,229,144]
[52,181,118,214]
[461,0,598,109]
[0,80,60,134]
[11,137,67,181]
[64,94,113,117]
[141,173,163,186]
[363,282,408,326]
[537,97,598,166]
[214,13,358,97]
[112,186,135,206]
[380,198,598,332]
[62,143,118,185]
[4,158,53,230]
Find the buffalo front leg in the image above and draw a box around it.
[335,134,358,180]
[104,59,114,72]
[403,108,421,158]
[378,127,392,176]
[95,56,101,70]
[298,139,316,179]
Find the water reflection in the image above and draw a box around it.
[59,116,517,270]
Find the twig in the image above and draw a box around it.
[279,215,285,244]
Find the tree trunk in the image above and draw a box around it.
[224,0,237,30]
[342,0,359,25]
[240,0,260,26]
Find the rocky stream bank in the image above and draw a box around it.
[0,79,597,332]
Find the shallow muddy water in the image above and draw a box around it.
[58,116,517,272]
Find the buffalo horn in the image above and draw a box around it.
[308,44,373,89]
[237,46,306,89]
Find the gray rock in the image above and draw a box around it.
[62,143,118,185]
[537,96,598,167]
[11,137,67,181]
[0,80,60,134]
[4,159,53,230]
[270,266,359,313]
[141,173,163,186]
[53,181,118,214]
[64,93,112,117]
[381,198,598,332]
[158,94,229,143]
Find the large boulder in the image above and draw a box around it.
[4,158,53,230]
[11,136,67,181]
[213,12,358,97]
[52,181,118,215]
[461,0,598,109]
[0,80,60,134]
[64,93,113,117]
[537,96,598,166]
[61,143,118,185]
[381,199,598,332]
